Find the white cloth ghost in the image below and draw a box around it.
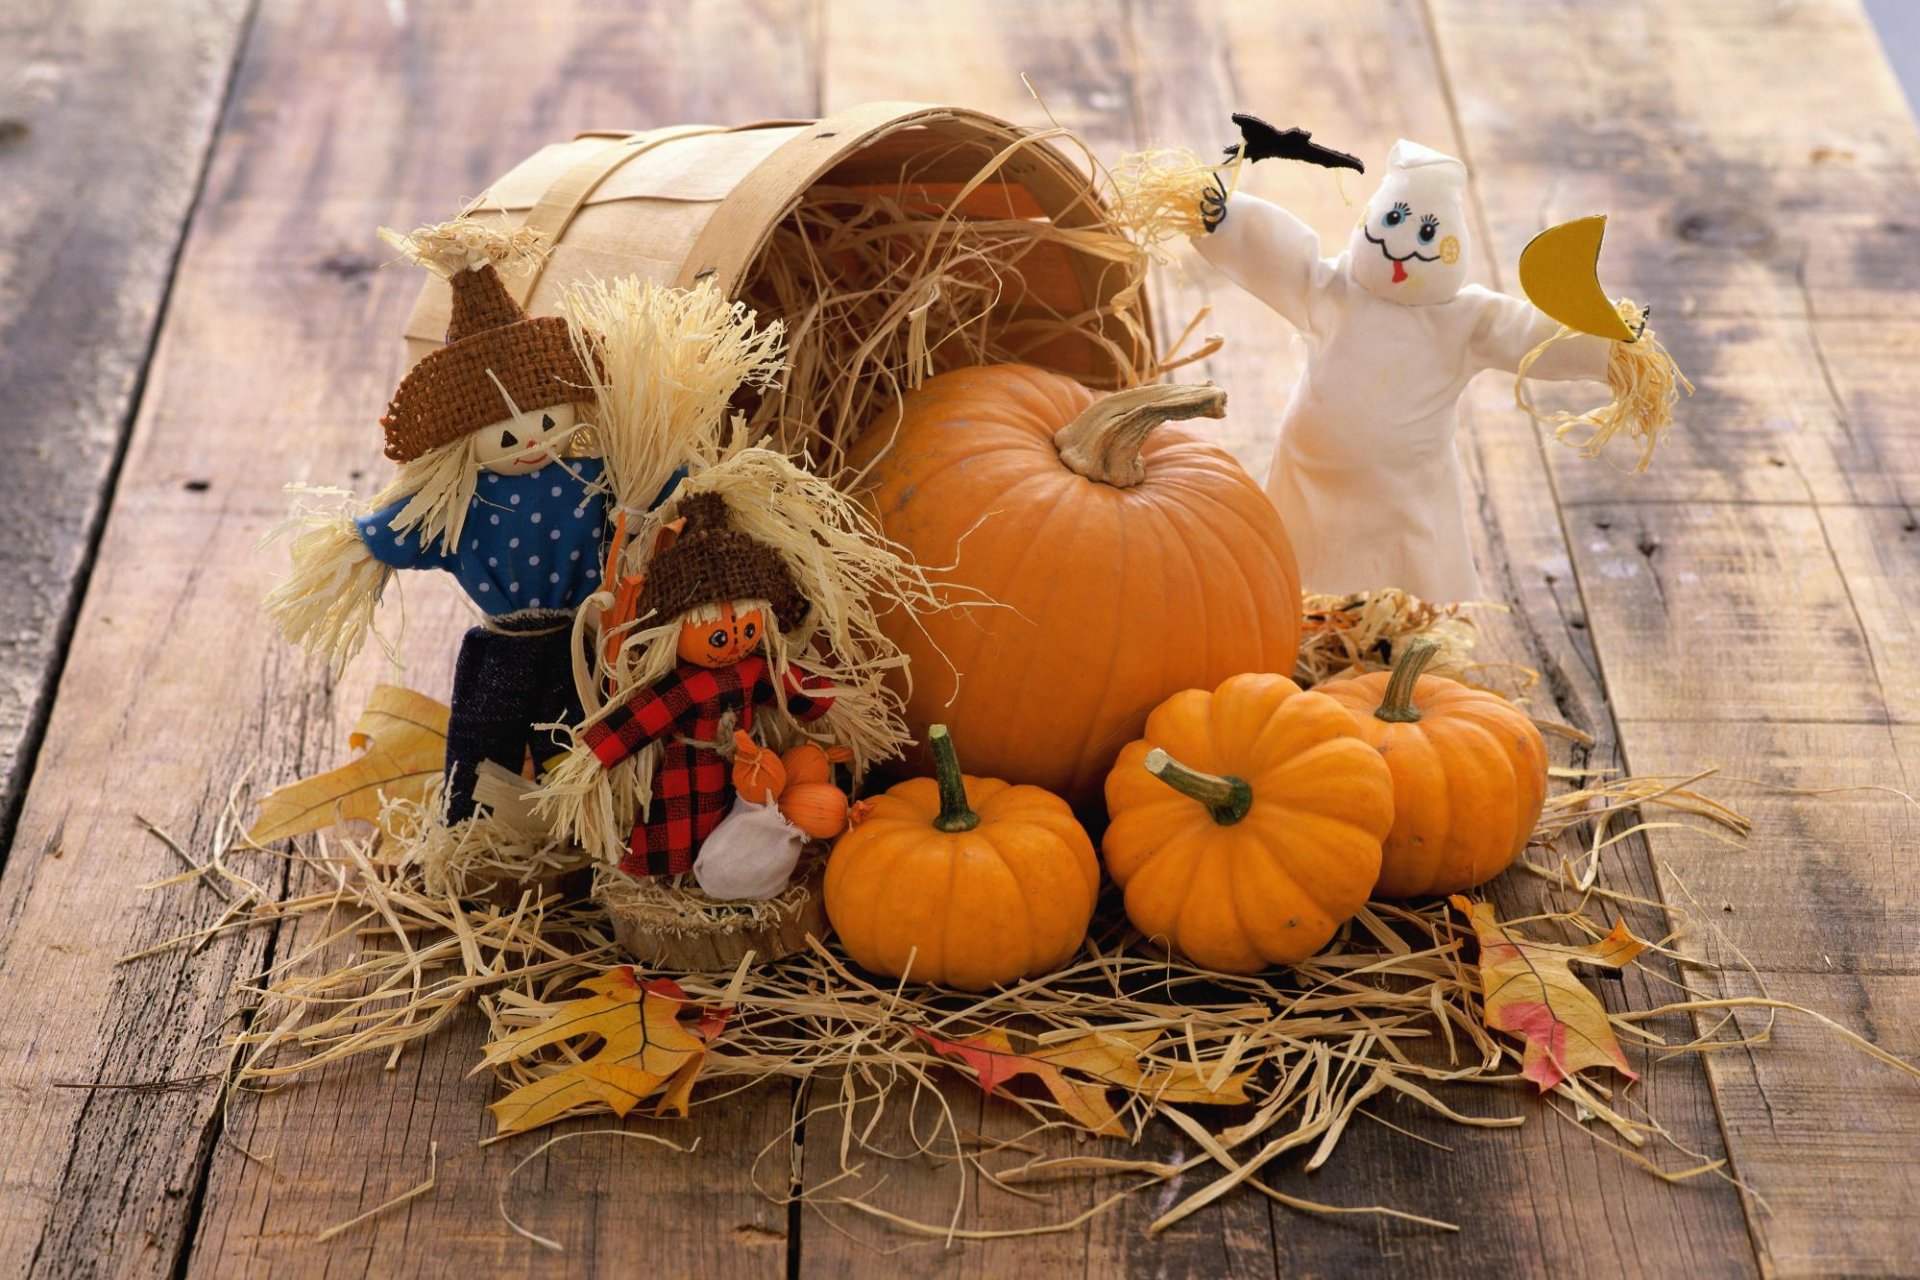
[1195,139,1610,602]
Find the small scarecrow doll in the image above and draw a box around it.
[266,220,645,822]
[569,492,836,878]
[1116,119,1685,603]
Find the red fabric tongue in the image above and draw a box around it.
[1392,259,1409,284]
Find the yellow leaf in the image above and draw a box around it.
[1452,895,1649,1091]
[248,686,450,842]
[483,969,718,1137]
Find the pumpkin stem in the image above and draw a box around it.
[1053,383,1228,488]
[927,724,980,833]
[1376,638,1441,723]
[1144,748,1253,826]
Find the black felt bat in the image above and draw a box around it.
[1226,113,1364,173]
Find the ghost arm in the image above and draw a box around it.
[1467,285,1611,382]
[1192,193,1338,335]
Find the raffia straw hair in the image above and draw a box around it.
[260,487,396,670]
[1516,298,1692,473]
[561,277,786,514]
[377,217,549,280]
[1107,146,1242,249]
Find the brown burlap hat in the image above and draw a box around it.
[638,493,810,632]
[379,261,593,462]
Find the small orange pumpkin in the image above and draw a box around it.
[731,729,786,805]
[1102,674,1394,973]
[781,742,853,788]
[779,782,850,839]
[1316,639,1548,898]
[825,725,1100,991]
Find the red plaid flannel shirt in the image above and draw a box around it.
[583,655,835,877]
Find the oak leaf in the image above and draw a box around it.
[478,968,724,1135]
[248,686,450,842]
[913,1027,1250,1137]
[1452,895,1648,1091]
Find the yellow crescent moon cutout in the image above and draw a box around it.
[1519,215,1636,343]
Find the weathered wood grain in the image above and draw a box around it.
[1429,0,1920,1271]
[0,1,814,1276]
[0,0,253,856]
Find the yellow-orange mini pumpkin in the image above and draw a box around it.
[846,366,1300,811]
[1317,639,1548,898]
[1103,674,1394,973]
[825,725,1100,991]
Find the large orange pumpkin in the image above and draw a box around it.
[824,725,1100,991]
[845,365,1300,811]
[1102,674,1394,973]
[1316,639,1548,898]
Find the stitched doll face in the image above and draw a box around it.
[1347,140,1470,305]
[474,401,580,476]
[676,601,767,668]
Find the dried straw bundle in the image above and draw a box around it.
[1517,298,1693,473]
[1106,145,1240,249]
[560,276,786,514]
[378,217,549,280]
[1294,589,1485,689]
[259,489,396,670]
[733,134,1157,478]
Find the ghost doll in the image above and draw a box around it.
[1194,139,1611,602]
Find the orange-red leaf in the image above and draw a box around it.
[481,966,726,1135]
[248,686,450,842]
[1452,895,1648,1091]
[912,1027,1249,1137]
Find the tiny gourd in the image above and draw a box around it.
[824,725,1100,992]
[1102,673,1394,973]
[1315,639,1548,898]
[779,782,850,839]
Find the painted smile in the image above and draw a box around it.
[1363,229,1441,265]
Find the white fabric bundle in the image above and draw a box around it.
[693,795,807,901]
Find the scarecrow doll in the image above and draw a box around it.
[565,492,836,878]
[266,220,658,821]
[1116,118,1684,603]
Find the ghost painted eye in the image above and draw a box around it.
[1419,214,1440,244]
[708,629,730,648]
[1383,202,1410,228]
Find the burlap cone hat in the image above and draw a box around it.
[378,223,594,462]
[638,493,810,632]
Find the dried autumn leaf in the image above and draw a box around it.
[913,1027,1250,1137]
[478,968,722,1135]
[248,686,450,842]
[1452,895,1648,1091]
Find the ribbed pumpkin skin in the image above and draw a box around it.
[1317,674,1548,898]
[824,776,1100,991]
[845,365,1301,811]
[1102,674,1393,973]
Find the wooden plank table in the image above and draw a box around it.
[0,1,1913,1274]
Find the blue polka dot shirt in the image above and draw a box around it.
[358,458,609,616]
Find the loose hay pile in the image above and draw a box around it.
[128,598,1918,1242]
[730,131,1159,477]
